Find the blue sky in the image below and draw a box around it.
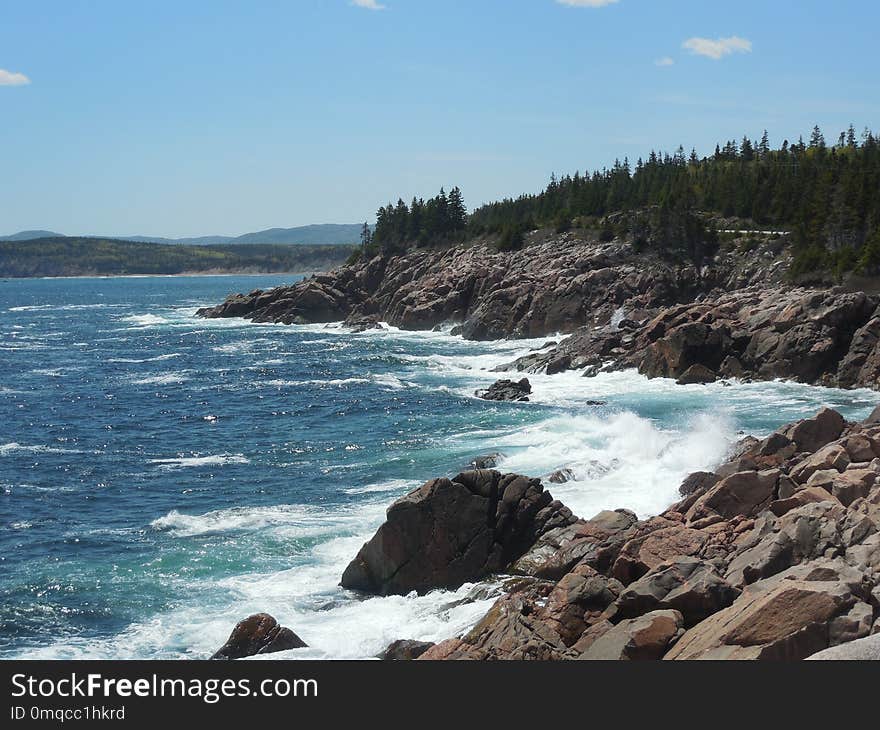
[1,0,878,237]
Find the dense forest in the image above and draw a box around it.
[362,125,880,280]
[0,238,354,278]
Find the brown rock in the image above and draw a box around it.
[577,609,684,660]
[510,509,638,580]
[676,364,717,385]
[665,558,870,660]
[614,557,741,627]
[378,640,436,660]
[540,563,624,645]
[340,470,574,595]
[685,469,779,524]
[210,613,307,660]
[790,444,851,483]
[611,526,708,584]
[786,408,846,453]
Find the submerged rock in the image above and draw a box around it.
[343,313,383,332]
[468,453,503,470]
[476,378,532,402]
[210,613,307,660]
[378,639,436,660]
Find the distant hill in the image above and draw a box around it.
[0,223,368,246]
[0,229,65,241]
[0,237,356,278]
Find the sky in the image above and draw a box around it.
[1,0,878,238]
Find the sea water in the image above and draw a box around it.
[0,275,876,659]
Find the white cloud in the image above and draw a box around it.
[0,69,30,86]
[351,0,386,9]
[682,36,752,60]
[556,0,619,7]
[654,57,675,67]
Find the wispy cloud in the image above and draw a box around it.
[654,57,675,67]
[351,0,386,9]
[0,69,30,86]
[682,36,752,60]
[556,0,619,7]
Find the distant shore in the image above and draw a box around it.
[1,270,313,281]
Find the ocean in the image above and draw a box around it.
[1,274,876,659]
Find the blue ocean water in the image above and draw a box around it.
[1,275,877,659]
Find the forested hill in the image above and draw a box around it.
[0,223,366,246]
[363,125,880,280]
[0,238,355,278]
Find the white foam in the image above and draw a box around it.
[259,374,408,390]
[130,372,189,385]
[149,454,249,470]
[0,442,94,456]
[499,410,733,519]
[343,478,419,495]
[7,303,121,312]
[109,353,182,364]
[151,503,330,538]
[120,314,171,328]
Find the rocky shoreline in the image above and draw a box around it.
[196,235,880,391]
[200,236,880,659]
[214,406,880,661]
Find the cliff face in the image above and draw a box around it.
[197,232,880,390]
[197,234,757,338]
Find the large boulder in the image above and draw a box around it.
[577,609,684,660]
[510,509,638,580]
[210,613,307,660]
[724,501,846,587]
[785,408,846,453]
[540,562,624,646]
[610,525,708,584]
[340,470,576,595]
[614,557,741,627]
[685,469,779,524]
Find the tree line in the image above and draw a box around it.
[356,125,880,279]
[363,187,468,254]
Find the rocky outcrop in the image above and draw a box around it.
[504,287,880,390]
[340,470,576,595]
[664,559,870,660]
[332,407,880,661]
[198,236,730,341]
[476,378,532,402]
[210,613,307,660]
[198,233,880,390]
